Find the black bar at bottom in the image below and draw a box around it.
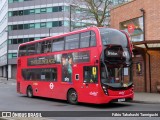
[0,111,160,117]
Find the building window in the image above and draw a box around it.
[52,21,59,27]
[8,39,12,44]
[9,0,14,3]
[64,21,69,26]
[8,53,17,59]
[29,23,35,29]
[35,8,40,14]
[35,23,40,28]
[29,38,34,41]
[52,21,62,27]
[29,9,35,14]
[52,7,59,12]
[8,0,36,3]
[8,12,12,17]
[23,24,29,29]
[40,8,46,13]
[24,38,29,43]
[63,6,69,12]
[18,24,23,30]
[47,22,52,28]
[13,11,18,16]
[9,6,64,17]
[47,7,52,13]
[24,10,29,15]
[12,39,18,44]
[40,22,46,28]
[13,0,18,2]
[10,38,35,44]
[10,21,64,30]
[59,6,63,11]
[18,39,23,44]
[12,53,17,58]
[12,25,18,30]
[19,10,23,16]
[120,17,144,42]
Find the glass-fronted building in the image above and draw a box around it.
[0,0,132,79]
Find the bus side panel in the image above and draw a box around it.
[17,58,26,94]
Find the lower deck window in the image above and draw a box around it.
[22,68,57,81]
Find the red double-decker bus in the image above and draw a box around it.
[17,26,133,104]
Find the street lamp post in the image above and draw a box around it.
[69,4,76,32]
[5,30,9,81]
[49,28,52,37]
[69,5,72,32]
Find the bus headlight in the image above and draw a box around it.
[102,86,108,95]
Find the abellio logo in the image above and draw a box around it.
[119,91,125,95]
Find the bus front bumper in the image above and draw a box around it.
[97,93,134,104]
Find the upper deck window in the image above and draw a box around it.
[27,44,36,55]
[100,28,128,48]
[80,32,90,48]
[65,34,79,50]
[41,41,52,53]
[52,38,64,52]
[80,31,96,48]
[19,45,27,56]
[18,30,96,57]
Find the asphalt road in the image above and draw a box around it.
[0,82,160,120]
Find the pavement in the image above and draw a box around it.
[134,92,160,104]
[0,77,160,104]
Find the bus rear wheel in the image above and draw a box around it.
[67,89,78,104]
[27,86,33,98]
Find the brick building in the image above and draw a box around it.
[110,0,160,93]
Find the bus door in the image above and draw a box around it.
[80,66,99,102]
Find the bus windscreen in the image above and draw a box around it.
[100,28,128,47]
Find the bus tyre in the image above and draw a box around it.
[67,89,78,104]
[27,86,33,98]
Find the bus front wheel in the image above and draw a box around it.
[27,86,33,98]
[67,89,78,104]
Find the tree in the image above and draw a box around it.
[70,0,111,27]
[81,0,111,27]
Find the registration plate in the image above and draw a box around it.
[118,98,125,102]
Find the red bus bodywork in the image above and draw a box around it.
[17,26,133,104]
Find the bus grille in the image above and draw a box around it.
[17,82,20,92]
